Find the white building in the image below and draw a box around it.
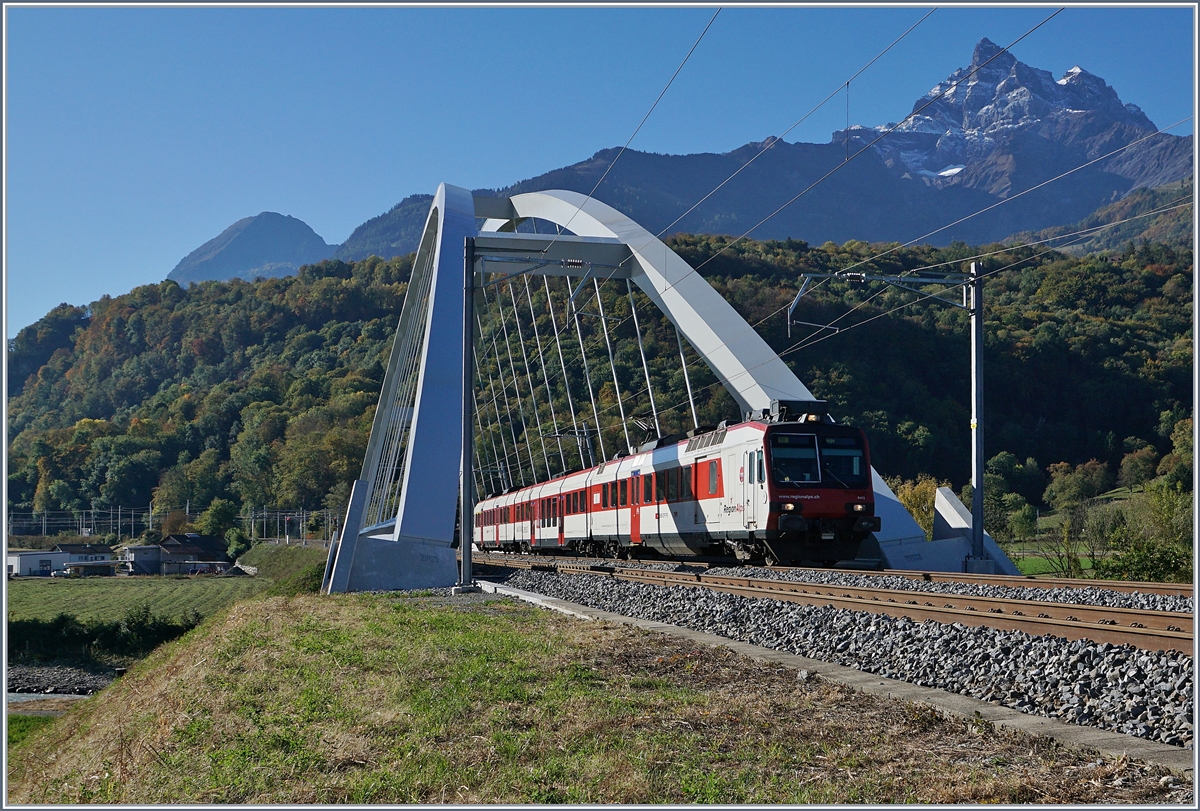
[6,550,70,577]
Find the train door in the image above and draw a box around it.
[757,449,768,518]
[630,474,642,545]
[558,495,565,546]
[743,450,758,529]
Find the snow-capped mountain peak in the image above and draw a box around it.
[833,38,1158,183]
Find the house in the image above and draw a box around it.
[158,534,231,575]
[119,534,231,575]
[121,545,165,576]
[53,543,115,562]
[6,550,70,577]
[52,543,118,576]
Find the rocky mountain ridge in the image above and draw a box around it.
[169,38,1192,280]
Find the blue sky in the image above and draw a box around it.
[4,3,1195,338]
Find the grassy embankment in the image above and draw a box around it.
[6,590,1184,804]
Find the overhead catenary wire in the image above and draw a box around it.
[471,177,1185,480]
[476,6,941,453]
[539,7,721,258]
[593,6,1063,326]
[549,7,1064,399]
[539,195,1193,441]
[662,118,1194,371]
[468,6,1184,480]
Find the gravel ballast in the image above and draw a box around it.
[501,569,1195,749]
[7,665,116,696]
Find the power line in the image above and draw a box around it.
[642,7,937,247]
[509,6,942,408]
[540,7,722,256]
[837,117,1194,276]
[566,7,1062,373]
[786,200,1194,356]
[784,118,1193,349]
[520,195,1193,446]
[617,8,1065,298]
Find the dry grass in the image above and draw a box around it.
[6,592,1189,804]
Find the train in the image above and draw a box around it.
[473,399,882,566]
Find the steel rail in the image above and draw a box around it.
[471,553,1192,653]
[774,566,1193,598]
[884,569,1193,598]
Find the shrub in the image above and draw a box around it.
[6,603,204,662]
[265,563,326,597]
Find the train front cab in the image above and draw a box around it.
[759,422,881,565]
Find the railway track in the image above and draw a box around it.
[802,567,1193,598]
[472,553,1193,653]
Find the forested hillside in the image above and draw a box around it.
[1010,179,1193,256]
[8,237,1192,534]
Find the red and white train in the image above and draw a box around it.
[473,400,882,566]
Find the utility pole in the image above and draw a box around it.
[968,262,987,567]
[795,262,994,572]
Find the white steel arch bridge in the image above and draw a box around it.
[323,184,1016,593]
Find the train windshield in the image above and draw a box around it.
[769,433,868,488]
[819,435,868,488]
[769,434,820,484]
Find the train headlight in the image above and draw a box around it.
[851,503,866,512]
[783,503,795,511]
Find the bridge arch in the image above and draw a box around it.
[324,183,1005,593]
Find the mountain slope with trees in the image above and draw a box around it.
[9,237,1191,551]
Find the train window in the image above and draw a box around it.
[820,435,868,487]
[644,474,653,503]
[631,475,640,504]
[748,454,755,484]
[757,450,765,485]
[655,470,668,502]
[666,467,679,501]
[618,480,627,507]
[708,460,719,494]
[602,484,609,509]
[769,433,820,484]
[681,465,693,500]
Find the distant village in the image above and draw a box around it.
[6,534,232,578]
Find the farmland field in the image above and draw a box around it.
[5,576,265,623]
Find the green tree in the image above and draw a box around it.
[1042,459,1113,510]
[1118,446,1159,492]
[1156,418,1193,490]
[225,527,251,560]
[884,474,948,540]
[197,498,238,538]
